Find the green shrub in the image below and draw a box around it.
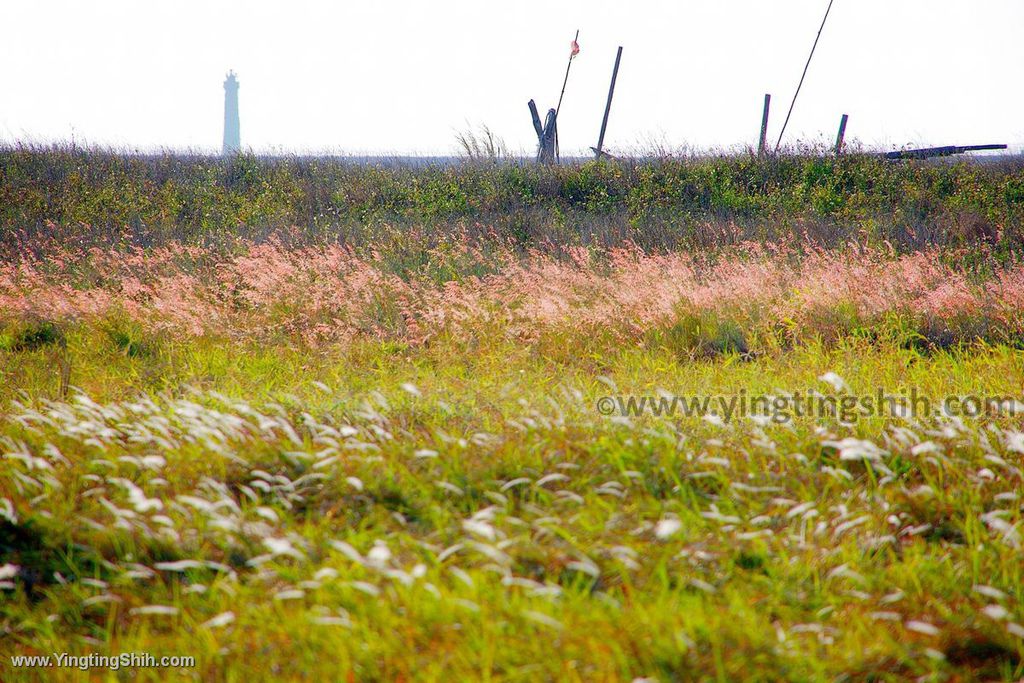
[650,309,749,360]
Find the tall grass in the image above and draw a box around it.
[1,238,1022,356]
[2,147,1024,680]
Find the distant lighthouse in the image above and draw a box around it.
[222,71,240,155]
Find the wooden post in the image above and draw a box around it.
[882,143,1007,161]
[757,94,771,157]
[594,46,623,160]
[528,100,558,164]
[528,100,544,140]
[834,114,849,156]
[541,109,558,163]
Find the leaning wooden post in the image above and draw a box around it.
[757,94,771,157]
[834,114,849,156]
[528,100,544,141]
[594,46,623,160]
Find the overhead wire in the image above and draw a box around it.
[774,0,837,152]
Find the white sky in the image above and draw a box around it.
[2,0,1022,156]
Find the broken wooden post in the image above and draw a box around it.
[594,46,623,160]
[540,108,557,163]
[757,94,771,157]
[882,144,1007,161]
[528,100,544,141]
[528,100,558,164]
[834,114,849,156]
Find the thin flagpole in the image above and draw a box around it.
[554,29,579,162]
[555,30,579,119]
[775,0,836,152]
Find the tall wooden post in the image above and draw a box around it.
[594,46,623,160]
[757,94,771,157]
[834,114,849,156]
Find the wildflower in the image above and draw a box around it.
[273,589,305,601]
[522,610,563,630]
[203,612,236,628]
[154,560,204,572]
[366,542,392,567]
[904,620,940,636]
[973,585,1007,601]
[818,372,849,392]
[654,518,682,540]
[264,537,305,560]
[982,604,1009,621]
[130,605,179,617]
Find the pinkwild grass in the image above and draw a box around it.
[1,237,1021,349]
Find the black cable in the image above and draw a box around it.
[775,0,837,152]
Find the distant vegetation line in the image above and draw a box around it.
[1,144,1022,259]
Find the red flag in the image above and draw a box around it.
[570,39,580,58]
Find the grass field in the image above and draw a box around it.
[2,148,1024,681]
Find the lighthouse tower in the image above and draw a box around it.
[222,71,240,155]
